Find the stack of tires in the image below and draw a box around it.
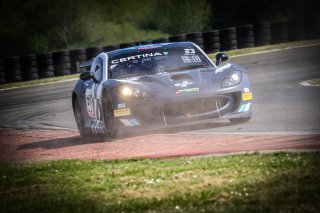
[119,42,136,49]
[304,17,320,40]
[0,59,6,84]
[203,30,220,53]
[152,37,169,44]
[86,47,103,60]
[70,49,87,74]
[20,55,38,81]
[237,25,255,49]
[36,53,55,78]
[169,34,186,42]
[186,32,204,50]
[220,27,237,51]
[4,57,22,82]
[53,51,71,76]
[103,44,120,52]
[253,22,271,46]
[271,21,288,44]
[288,19,305,41]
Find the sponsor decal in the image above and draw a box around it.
[114,108,131,117]
[176,87,199,94]
[238,103,251,112]
[163,51,168,56]
[174,81,194,87]
[118,103,126,109]
[244,88,250,92]
[181,56,192,63]
[242,92,253,101]
[111,52,163,64]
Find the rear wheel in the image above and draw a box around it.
[74,98,90,137]
[103,92,117,137]
[230,116,251,124]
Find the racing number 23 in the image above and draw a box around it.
[184,49,195,54]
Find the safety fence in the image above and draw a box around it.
[0,17,319,84]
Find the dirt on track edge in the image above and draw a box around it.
[1,128,320,163]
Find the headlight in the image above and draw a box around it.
[121,86,133,96]
[121,86,150,98]
[221,71,242,88]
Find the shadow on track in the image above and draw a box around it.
[18,121,230,150]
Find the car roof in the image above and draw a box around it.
[106,42,196,58]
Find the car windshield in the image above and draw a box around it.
[108,45,213,79]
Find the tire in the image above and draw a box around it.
[152,38,169,44]
[22,73,39,81]
[74,98,91,137]
[103,92,117,137]
[230,116,251,124]
[39,71,55,78]
[169,34,186,42]
[103,44,120,52]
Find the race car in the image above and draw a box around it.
[72,42,252,137]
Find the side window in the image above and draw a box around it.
[94,58,103,82]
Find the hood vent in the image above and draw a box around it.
[170,74,193,81]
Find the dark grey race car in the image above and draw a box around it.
[72,42,252,137]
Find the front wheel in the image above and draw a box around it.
[229,116,251,124]
[74,98,91,137]
[103,92,117,137]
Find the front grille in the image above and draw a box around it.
[162,97,228,118]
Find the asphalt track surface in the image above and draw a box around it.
[1,44,320,135]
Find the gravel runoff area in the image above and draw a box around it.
[1,128,319,163]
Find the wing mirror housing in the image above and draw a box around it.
[80,71,99,83]
[215,52,229,66]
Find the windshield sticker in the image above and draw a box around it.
[182,56,192,63]
[163,51,168,55]
[192,55,201,62]
[111,52,163,64]
[176,87,199,94]
[138,44,161,50]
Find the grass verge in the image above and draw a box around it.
[1,152,319,212]
[1,39,319,90]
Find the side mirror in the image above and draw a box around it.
[80,71,99,83]
[215,52,229,66]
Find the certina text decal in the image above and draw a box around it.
[215,63,232,74]
[176,87,200,94]
[111,52,163,64]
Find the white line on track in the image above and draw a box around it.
[180,131,320,136]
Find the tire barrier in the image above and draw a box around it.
[36,53,55,78]
[0,59,6,84]
[86,46,103,60]
[169,34,186,42]
[253,22,271,46]
[203,30,220,53]
[4,57,22,82]
[304,17,320,40]
[271,21,288,44]
[103,44,120,52]
[52,51,71,76]
[70,49,87,74]
[220,27,237,51]
[152,37,169,44]
[119,42,136,49]
[237,25,255,49]
[288,19,305,41]
[20,55,39,81]
[2,18,320,83]
[186,32,204,50]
